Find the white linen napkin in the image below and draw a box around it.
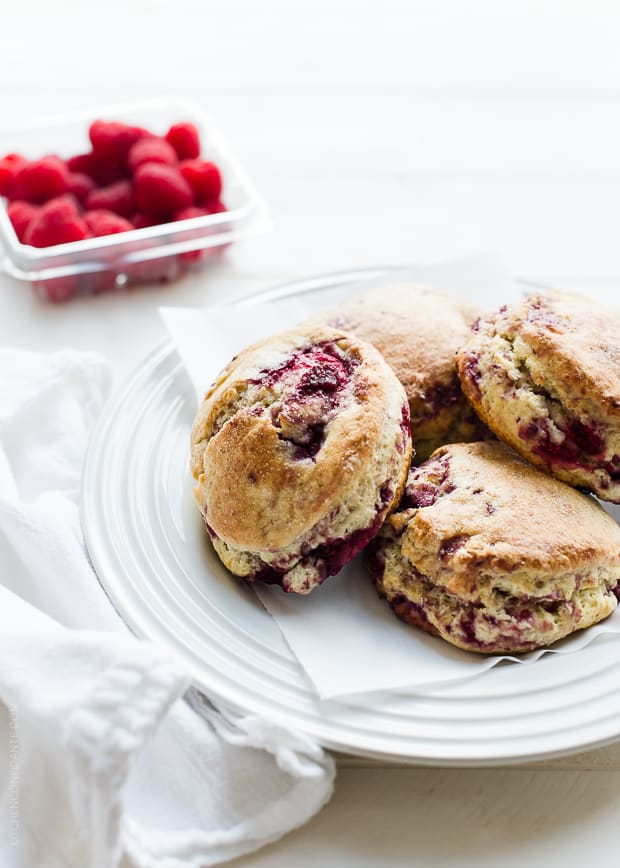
[0,347,334,868]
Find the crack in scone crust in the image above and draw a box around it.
[190,325,412,594]
[306,283,490,462]
[456,292,620,502]
[368,442,620,653]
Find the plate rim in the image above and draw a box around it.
[82,265,620,766]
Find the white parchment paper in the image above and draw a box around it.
[161,257,620,700]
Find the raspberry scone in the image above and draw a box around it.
[456,291,620,503]
[310,284,487,462]
[368,441,620,654]
[191,325,412,594]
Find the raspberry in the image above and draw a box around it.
[89,120,150,161]
[179,160,222,204]
[86,180,134,218]
[36,275,78,303]
[66,151,117,184]
[70,142,137,184]
[206,199,227,213]
[84,209,133,237]
[179,249,203,263]
[69,150,128,186]
[132,212,161,229]
[127,137,177,172]
[12,156,68,204]
[134,163,193,216]
[66,172,95,204]
[24,196,89,247]
[7,200,40,242]
[165,122,201,160]
[67,153,95,176]
[126,247,182,283]
[175,206,219,263]
[92,159,127,186]
[0,154,27,197]
[173,205,210,221]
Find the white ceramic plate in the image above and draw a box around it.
[82,266,620,766]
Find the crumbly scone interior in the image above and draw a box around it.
[373,535,619,654]
[458,302,620,501]
[370,443,620,653]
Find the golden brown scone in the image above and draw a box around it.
[456,291,620,502]
[191,325,412,594]
[368,441,620,654]
[309,283,488,461]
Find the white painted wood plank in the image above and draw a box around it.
[6,1,620,91]
[224,766,620,867]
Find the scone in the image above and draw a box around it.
[368,441,620,654]
[191,325,412,594]
[310,283,487,461]
[456,291,620,502]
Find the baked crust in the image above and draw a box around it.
[369,441,620,653]
[191,325,412,593]
[309,283,486,461]
[456,291,620,502]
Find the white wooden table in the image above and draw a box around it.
[3,2,620,865]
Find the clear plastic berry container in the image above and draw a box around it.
[0,98,269,301]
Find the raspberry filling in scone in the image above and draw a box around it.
[368,442,620,654]
[191,325,412,594]
[456,292,620,502]
[307,283,490,462]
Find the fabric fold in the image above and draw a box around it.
[0,347,334,868]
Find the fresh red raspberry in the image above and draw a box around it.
[89,120,150,161]
[0,154,27,197]
[57,192,82,212]
[179,160,222,205]
[7,200,40,242]
[24,196,89,247]
[165,123,201,160]
[175,205,227,262]
[36,275,78,303]
[84,209,133,237]
[69,151,128,186]
[206,199,227,213]
[93,159,127,186]
[173,205,210,221]
[134,163,193,216]
[82,272,117,295]
[132,212,161,229]
[66,172,95,205]
[127,137,177,172]
[86,180,134,218]
[75,121,151,186]
[179,249,202,263]
[127,254,182,284]
[12,156,68,204]
[67,153,95,176]
[175,206,225,263]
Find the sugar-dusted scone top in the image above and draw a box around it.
[456,291,620,502]
[308,283,486,461]
[369,441,620,653]
[191,324,412,594]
